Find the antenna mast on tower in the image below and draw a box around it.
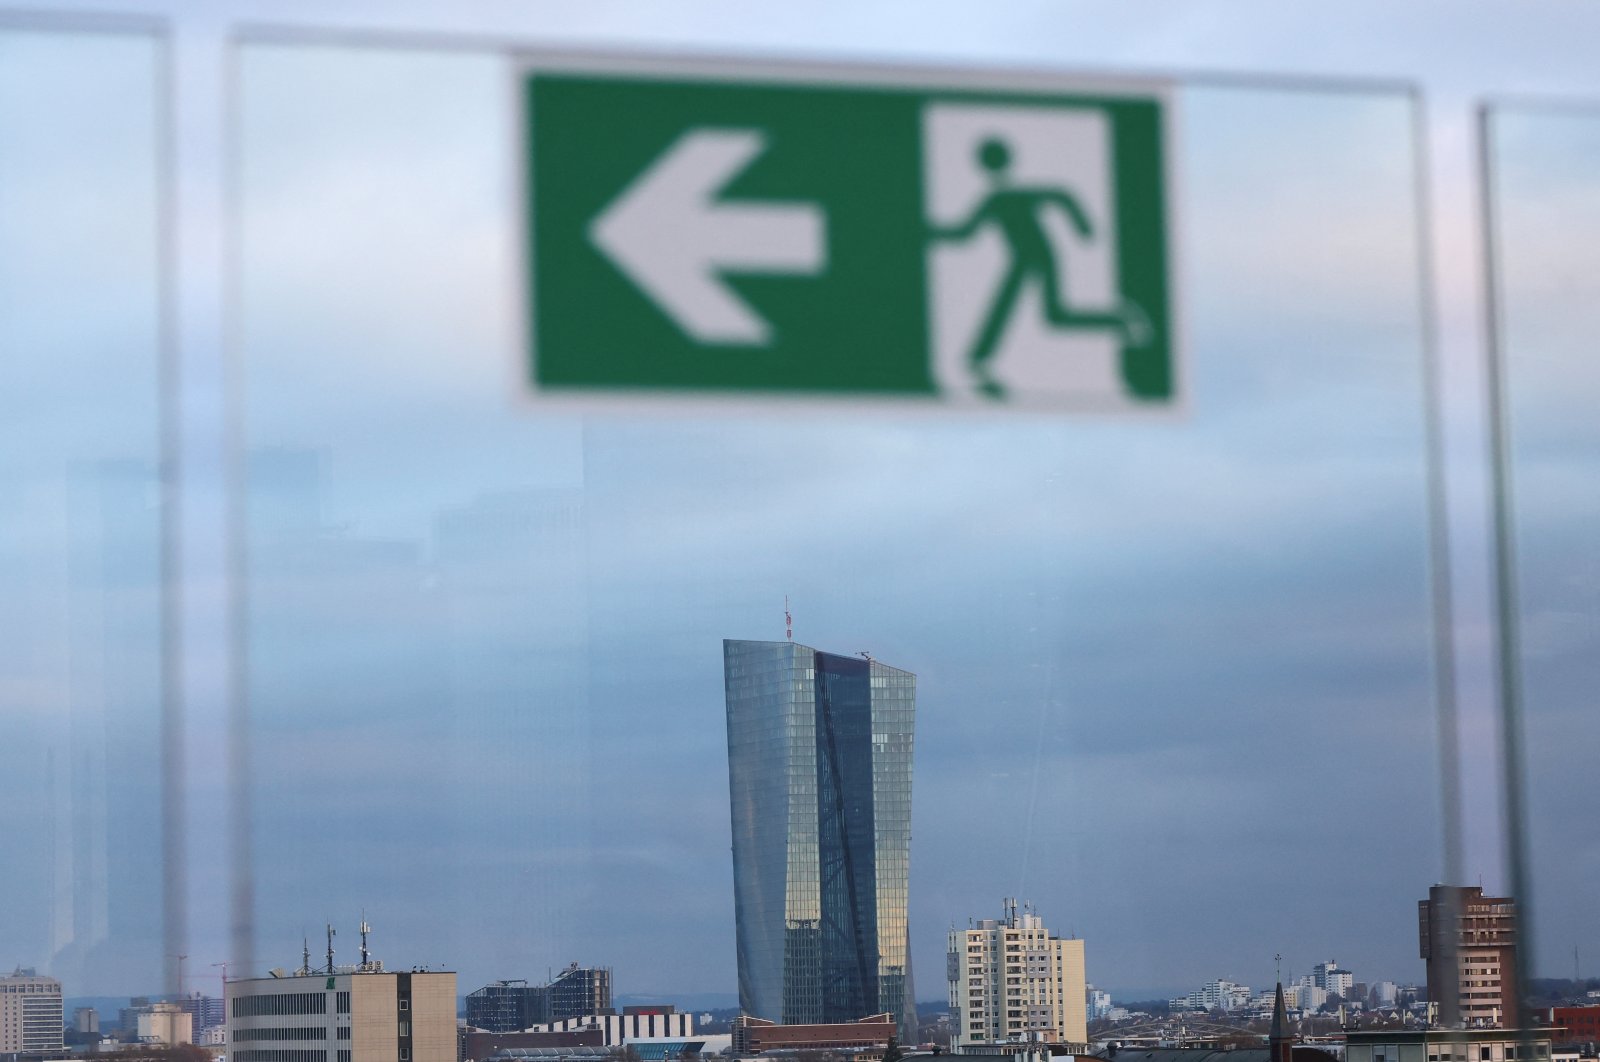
[360,914,371,970]
[784,596,792,641]
[326,924,336,975]
[302,938,311,977]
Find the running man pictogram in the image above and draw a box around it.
[931,136,1152,398]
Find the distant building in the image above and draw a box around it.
[179,993,225,1035]
[526,1008,694,1045]
[731,1014,895,1055]
[549,966,611,1022]
[118,998,153,1037]
[1100,994,1336,1062]
[1312,962,1353,1000]
[724,639,918,1041]
[1345,1026,1551,1062]
[1086,987,1112,1021]
[1286,980,1327,1013]
[467,981,549,1033]
[1373,982,1399,1008]
[138,1002,193,1045]
[948,899,1087,1049]
[1419,884,1518,1027]
[462,1029,605,1062]
[73,1008,99,1035]
[1544,1006,1600,1045]
[226,968,457,1062]
[1171,980,1252,1014]
[0,969,64,1054]
[485,1046,704,1062]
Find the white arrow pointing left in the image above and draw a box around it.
[588,127,826,346]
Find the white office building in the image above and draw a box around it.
[1313,961,1353,1000]
[1170,980,1251,1014]
[1,969,63,1054]
[1086,987,1112,1022]
[948,899,1087,1050]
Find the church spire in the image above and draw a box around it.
[1270,983,1293,1062]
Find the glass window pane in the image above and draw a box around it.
[0,25,166,999]
[1485,102,1600,1008]
[234,41,1447,1018]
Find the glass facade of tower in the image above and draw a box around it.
[724,640,916,1041]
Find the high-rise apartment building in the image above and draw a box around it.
[1419,884,1518,1028]
[0,969,64,1054]
[548,965,610,1022]
[226,969,456,1062]
[178,993,225,1036]
[723,639,917,1041]
[947,900,1087,1049]
[1311,961,1353,1000]
[466,981,548,1033]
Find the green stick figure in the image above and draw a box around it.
[932,136,1152,399]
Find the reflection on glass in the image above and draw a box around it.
[236,42,1445,1018]
[1486,103,1600,1003]
[0,27,164,998]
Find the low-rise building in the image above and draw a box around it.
[463,1029,606,1061]
[227,967,457,1062]
[525,1008,694,1045]
[731,1014,895,1055]
[1345,1027,1553,1062]
[1544,1007,1600,1046]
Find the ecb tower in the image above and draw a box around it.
[723,639,917,1042]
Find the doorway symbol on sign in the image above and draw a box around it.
[930,136,1152,399]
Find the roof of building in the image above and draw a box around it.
[1099,1047,1339,1062]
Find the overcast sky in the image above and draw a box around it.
[3,0,1600,1006]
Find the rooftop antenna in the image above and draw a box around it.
[858,650,872,662]
[784,596,792,641]
[360,913,371,969]
[302,938,311,977]
[326,923,336,975]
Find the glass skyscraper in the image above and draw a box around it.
[723,640,916,1041]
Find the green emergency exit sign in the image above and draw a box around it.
[522,56,1178,410]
